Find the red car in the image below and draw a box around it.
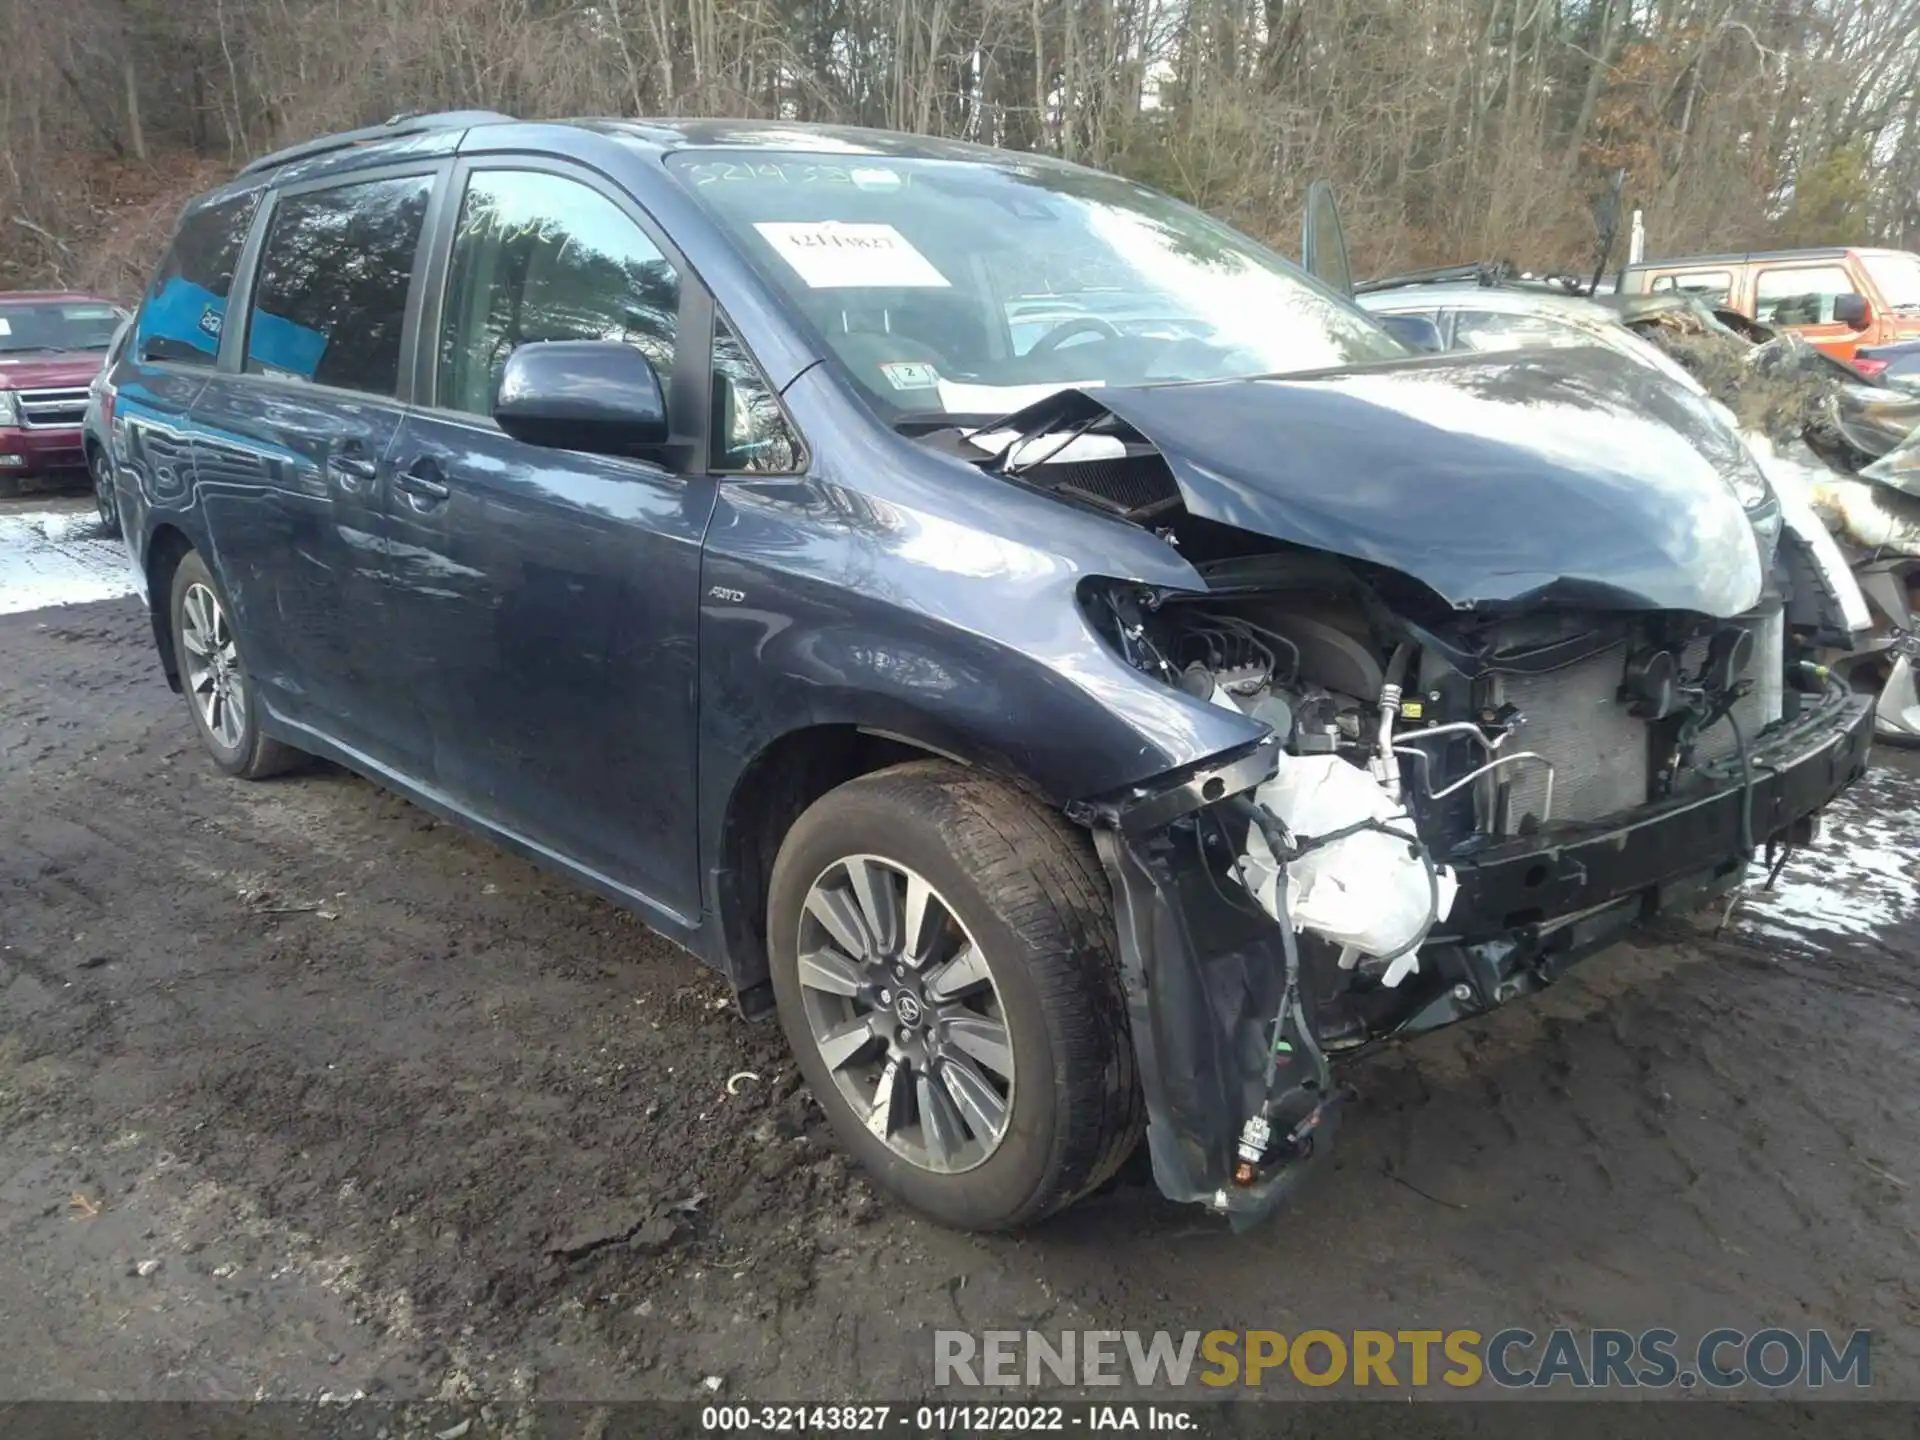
[0,292,129,496]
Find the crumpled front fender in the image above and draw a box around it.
[1073,742,1341,1226]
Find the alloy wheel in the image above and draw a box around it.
[795,855,1016,1174]
[180,582,247,751]
[92,451,117,532]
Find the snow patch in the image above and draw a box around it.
[0,507,138,615]
[1736,765,1920,948]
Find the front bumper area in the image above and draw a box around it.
[1080,687,1873,1224]
[0,424,86,477]
[1445,688,1872,937]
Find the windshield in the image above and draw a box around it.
[667,151,1405,420]
[0,300,125,354]
[1864,252,1920,312]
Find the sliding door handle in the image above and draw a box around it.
[394,464,450,503]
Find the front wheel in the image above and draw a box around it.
[168,550,303,779]
[767,761,1142,1230]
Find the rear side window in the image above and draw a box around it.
[134,192,260,366]
[1755,266,1855,326]
[1649,270,1732,304]
[245,175,432,395]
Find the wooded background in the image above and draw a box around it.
[3,0,1917,298]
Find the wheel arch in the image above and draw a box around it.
[708,717,1065,1012]
[144,523,197,693]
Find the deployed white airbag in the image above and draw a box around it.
[1236,754,1457,987]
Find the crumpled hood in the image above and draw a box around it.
[1090,346,1767,617]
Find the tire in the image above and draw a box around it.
[768,760,1142,1230]
[168,550,303,780]
[90,447,120,536]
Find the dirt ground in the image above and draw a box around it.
[2,495,1918,1404]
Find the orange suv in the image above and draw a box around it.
[1619,247,1920,361]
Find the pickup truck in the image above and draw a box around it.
[0,291,129,495]
[1619,247,1920,362]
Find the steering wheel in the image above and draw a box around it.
[1028,316,1124,355]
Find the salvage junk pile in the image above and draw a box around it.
[1630,306,1920,738]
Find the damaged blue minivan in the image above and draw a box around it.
[99,113,1872,1230]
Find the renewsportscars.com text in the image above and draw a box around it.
[933,1327,1873,1391]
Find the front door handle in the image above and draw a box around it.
[328,448,379,493]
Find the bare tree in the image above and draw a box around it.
[3,0,1916,296]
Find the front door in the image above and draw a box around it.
[382,163,716,919]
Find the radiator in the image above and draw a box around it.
[1488,610,1784,830]
[1495,642,1649,827]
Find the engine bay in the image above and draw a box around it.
[1083,549,1833,1036]
[949,374,1867,1216]
[1071,548,1867,1215]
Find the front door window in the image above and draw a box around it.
[1754,266,1856,327]
[437,170,682,417]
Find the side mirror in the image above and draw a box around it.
[1376,313,1444,353]
[1834,293,1872,331]
[494,341,669,455]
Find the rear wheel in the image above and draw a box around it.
[768,761,1141,1230]
[90,448,120,536]
[168,551,303,779]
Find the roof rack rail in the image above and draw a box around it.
[239,109,516,177]
[1354,260,1606,297]
[1354,261,1512,295]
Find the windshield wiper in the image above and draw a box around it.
[0,345,65,355]
[892,406,1064,455]
[892,398,1099,472]
[1354,261,1513,295]
[891,414,992,436]
[962,392,1123,475]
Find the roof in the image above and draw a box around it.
[239,109,515,175]
[0,290,118,305]
[1621,247,1863,270]
[1355,284,1617,325]
[584,117,1075,166]
[236,110,1077,181]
